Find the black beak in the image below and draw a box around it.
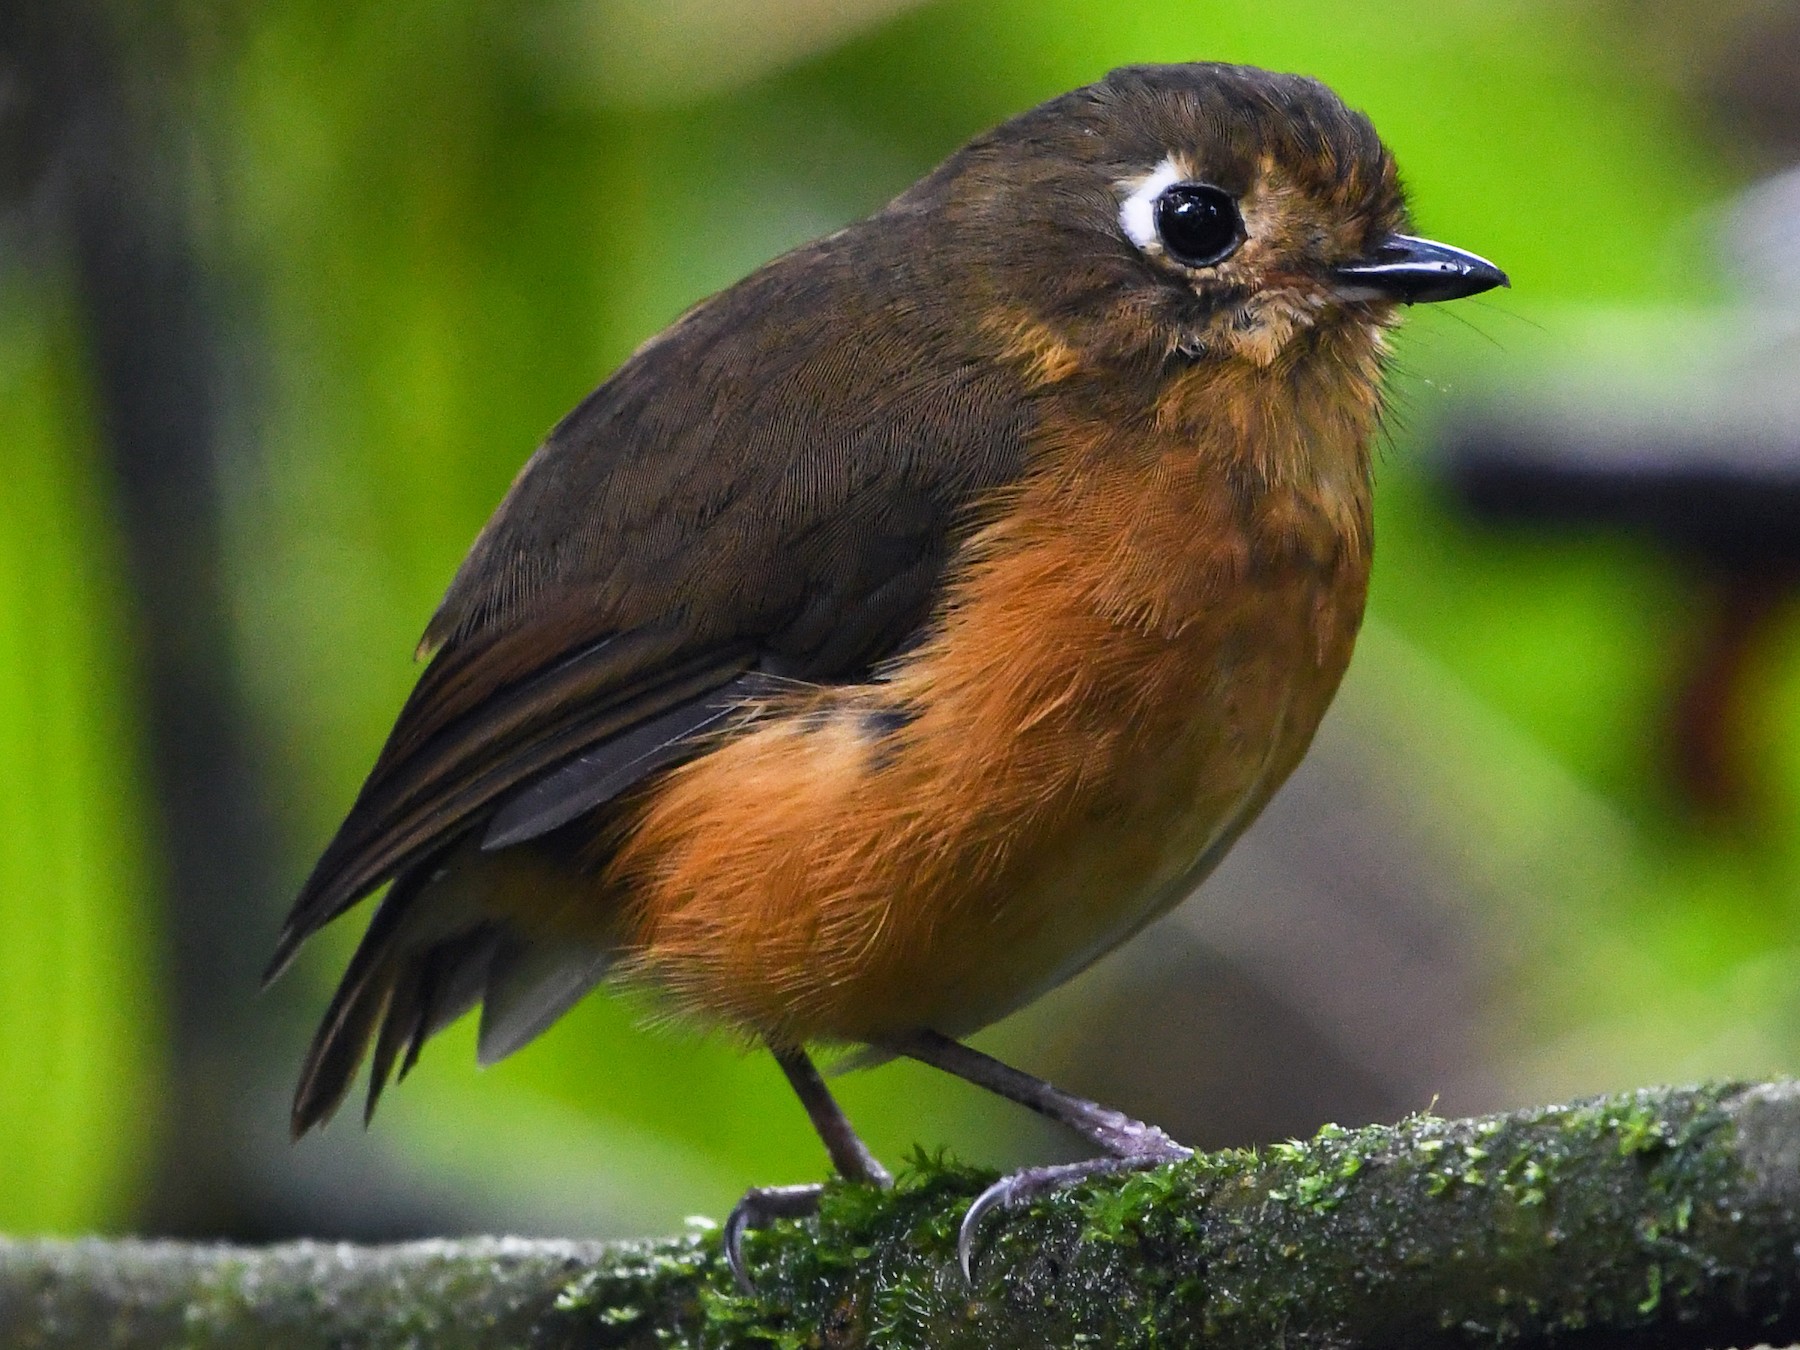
[1332,234,1508,304]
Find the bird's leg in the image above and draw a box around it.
[724,1043,891,1292]
[777,1044,892,1187]
[889,1029,1191,1281]
[893,1030,1184,1155]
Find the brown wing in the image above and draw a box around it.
[273,207,1038,1127]
[267,620,753,978]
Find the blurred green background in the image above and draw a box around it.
[4,0,1800,1241]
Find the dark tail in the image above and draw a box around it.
[289,864,498,1135]
[288,859,615,1136]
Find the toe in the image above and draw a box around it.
[957,1153,1188,1285]
[724,1183,824,1294]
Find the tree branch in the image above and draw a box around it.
[5,1082,1800,1348]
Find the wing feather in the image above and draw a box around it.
[268,623,753,978]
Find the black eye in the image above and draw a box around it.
[1154,183,1243,268]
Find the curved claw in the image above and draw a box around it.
[723,1183,824,1294]
[956,1177,1012,1284]
[957,1149,1193,1286]
[956,1161,1084,1284]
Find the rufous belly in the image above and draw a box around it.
[605,542,1359,1047]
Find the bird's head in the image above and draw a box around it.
[914,62,1505,376]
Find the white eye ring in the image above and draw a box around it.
[1118,156,1187,254]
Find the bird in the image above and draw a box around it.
[267,60,1505,1287]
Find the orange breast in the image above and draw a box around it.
[597,378,1377,1049]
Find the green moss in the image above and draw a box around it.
[524,1083,1790,1349]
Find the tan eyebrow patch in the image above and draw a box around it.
[979,308,1083,386]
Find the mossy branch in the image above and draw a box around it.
[6,1082,1800,1348]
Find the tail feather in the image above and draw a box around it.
[290,851,617,1135]
[291,967,397,1138]
[478,935,615,1067]
[363,927,499,1124]
[363,971,423,1126]
[291,861,480,1136]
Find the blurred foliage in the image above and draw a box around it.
[4,0,1798,1239]
[0,290,159,1230]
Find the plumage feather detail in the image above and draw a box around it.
[481,671,768,851]
[290,867,437,1135]
[266,633,754,983]
[363,926,500,1124]
[477,936,616,1066]
[294,845,614,1133]
[295,859,620,1132]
